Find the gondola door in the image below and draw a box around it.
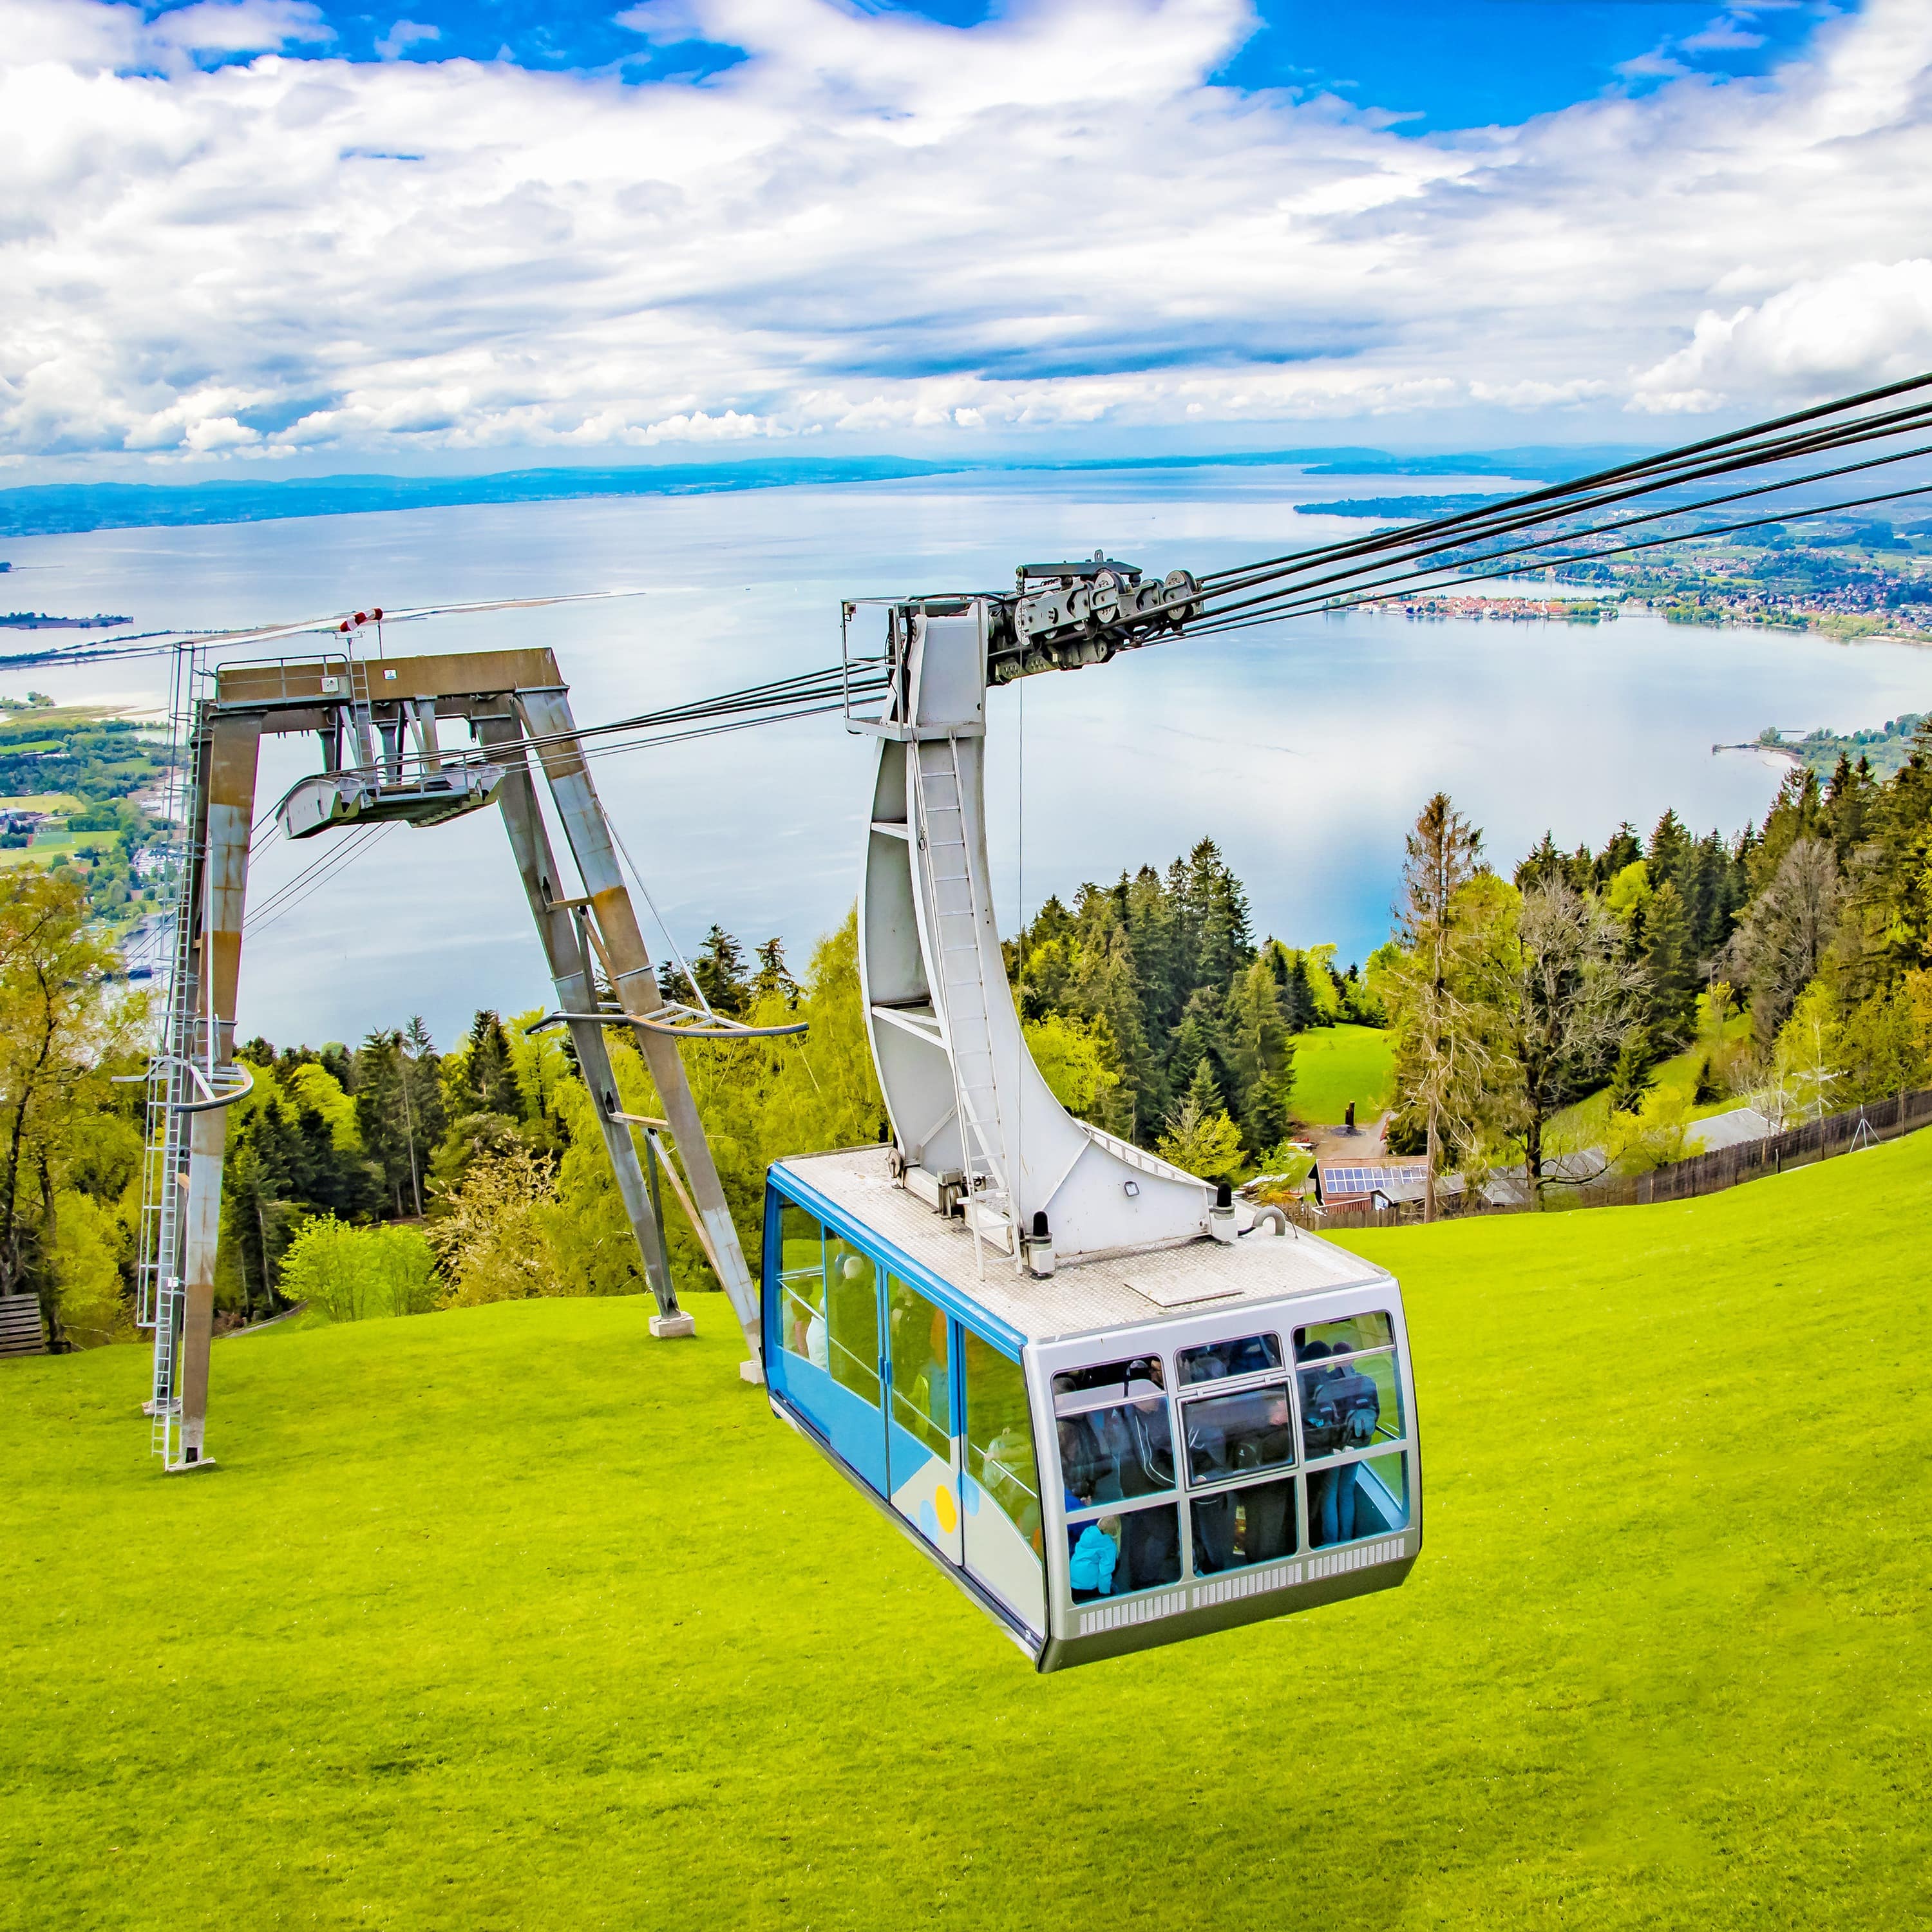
[884,1273,963,1563]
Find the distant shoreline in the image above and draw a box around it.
[0,445,1627,541]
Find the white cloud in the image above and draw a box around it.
[1631,260,1932,410]
[147,2,334,57]
[2,0,1932,464]
[374,19,440,61]
[1681,15,1767,55]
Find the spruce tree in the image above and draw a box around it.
[1515,831,1567,891]
[1605,1026,1657,1114]
[1641,880,1698,1048]
[1825,750,1875,860]
[1226,955,1294,1148]
[752,936,799,1007]
[1751,765,1827,889]
[1184,1057,1224,1115]
[1594,822,1642,887]
[1184,838,1255,992]
[692,925,751,1016]
[1388,792,1488,1220]
[1166,1009,1213,1103]
[1646,809,1691,894]
[463,1010,520,1117]
[1122,866,1182,1039]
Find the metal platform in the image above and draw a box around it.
[775,1144,1389,1345]
[275,764,504,838]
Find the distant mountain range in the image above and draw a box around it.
[0,447,1648,540]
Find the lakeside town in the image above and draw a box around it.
[1342,505,1932,641]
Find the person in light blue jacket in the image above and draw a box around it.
[1069,1515,1121,1598]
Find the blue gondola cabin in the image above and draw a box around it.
[762,1146,1421,1672]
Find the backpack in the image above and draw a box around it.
[1303,1367,1379,1456]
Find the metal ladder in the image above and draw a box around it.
[915,737,1012,1260]
[144,848,203,1464]
[134,670,205,1467]
[346,654,379,772]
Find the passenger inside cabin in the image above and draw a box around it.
[788,1283,825,1365]
[1059,1417,1101,1513]
[983,1422,1043,1553]
[910,1308,950,1433]
[1069,1515,1121,1599]
[1120,1501,1179,1588]
[1310,1461,1358,1548]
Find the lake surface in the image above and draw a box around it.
[6,466,1928,1050]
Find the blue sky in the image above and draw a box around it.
[147,0,1844,126]
[4,0,1927,475]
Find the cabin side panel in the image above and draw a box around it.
[762,1181,889,1496]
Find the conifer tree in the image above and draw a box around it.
[1226,955,1294,1151]
[1183,1057,1224,1116]
[1646,809,1691,894]
[1515,831,1567,891]
[752,937,799,1008]
[1605,1025,1657,1115]
[692,925,751,1017]
[1593,822,1642,888]
[1751,766,1828,889]
[1641,880,1698,1048]
[1386,792,1490,1221]
[462,1010,521,1117]
[1182,838,1254,992]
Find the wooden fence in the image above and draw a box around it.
[1285,1085,1932,1233]
[1604,1084,1932,1207]
[0,1293,46,1359]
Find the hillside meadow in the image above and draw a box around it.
[1289,1021,1394,1126]
[2,1132,1927,1929]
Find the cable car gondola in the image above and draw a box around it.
[762,591,1419,1669]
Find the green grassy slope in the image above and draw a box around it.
[1550,1014,1757,1146]
[4,1136,1929,1931]
[1291,1021,1394,1124]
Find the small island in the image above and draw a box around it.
[1,611,131,629]
[1719,712,1928,779]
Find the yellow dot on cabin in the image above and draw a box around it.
[934,1484,958,1535]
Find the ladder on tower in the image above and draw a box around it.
[133,670,205,1468]
[914,736,1013,1265]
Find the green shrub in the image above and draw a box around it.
[279,1215,437,1321]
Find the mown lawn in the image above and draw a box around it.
[1291,1021,1394,1124]
[3,1133,1928,1930]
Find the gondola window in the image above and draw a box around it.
[964,1333,1048,1633]
[1177,1334,1285,1385]
[1294,1314,1411,1551]
[777,1202,826,1368]
[887,1276,951,1457]
[1191,1475,1298,1575]
[1054,1358,1183,1601]
[824,1235,880,1408]
[1180,1383,1296,1485]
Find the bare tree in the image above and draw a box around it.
[1387,793,1489,1222]
[1493,881,1647,1198]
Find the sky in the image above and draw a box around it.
[5,0,1931,478]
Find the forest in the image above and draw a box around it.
[5,721,1930,1345]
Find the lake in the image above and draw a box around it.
[6,465,1927,1049]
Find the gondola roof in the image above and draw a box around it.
[775,1146,1392,1346]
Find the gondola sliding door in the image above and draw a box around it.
[884,1272,963,1562]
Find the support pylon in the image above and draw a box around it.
[142,646,773,1471]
